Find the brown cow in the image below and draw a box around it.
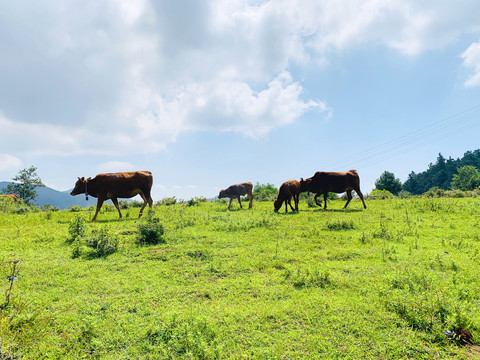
[70,171,153,221]
[0,194,19,201]
[300,170,366,210]
[274,180,300,213]
[218,182,253,210]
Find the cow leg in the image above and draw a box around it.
[355,189,367,209]
[92,198,105,221]
[237,196,243,209]
[323,193,328,209]
[228,198,233,210]
[288,196,295,212]
[138,193,150,217]
[343,190,353,209]
[314,194,322,207]
[111,197,123,218]
[248,193,253,208]
[284,200,288,213]
[294,194,299,211]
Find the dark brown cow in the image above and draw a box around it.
[218,182,253,210]
[274,180,300,213]
[70,171,153,221]
[300,170,366,210]
[0,194,19,201]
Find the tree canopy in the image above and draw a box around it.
[2,166,44,205]
[450,165,480,191]
[375,171,402,195]
[403,150,480,194]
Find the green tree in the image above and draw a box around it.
[253,182,278,201]
[450,165,480,191]
[2,166,45,205]
[375,171,402,196]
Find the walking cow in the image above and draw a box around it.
[274,180,300,213]
[300,170,366,210]
[218,182,253,210]
[70,171,153,221]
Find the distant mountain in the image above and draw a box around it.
[0,181,90,209]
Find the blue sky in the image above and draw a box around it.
[1,1,480,201]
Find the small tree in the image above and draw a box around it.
[375,171,402,196]
[253,182,278,201]
[451,165,480,191]
[2,166,45,205]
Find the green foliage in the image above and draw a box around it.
[68,214,87,243]
[424,186,445,198]
[368,189,395,199]
[253,182,278,201]
[404,150,480,194]
[2,166,44,205]
[450,165,480,191]
[375,171,403,195]
[85,227,119,257]
[137,214,165,245]
[157,196,178,206]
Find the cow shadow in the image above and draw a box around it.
[310,208,364,213]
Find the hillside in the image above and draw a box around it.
[0,181,89,209]
[0,199,479,358]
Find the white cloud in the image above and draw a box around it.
[0,154,22,172]
[461,41,480,87]
[0,0,479,157]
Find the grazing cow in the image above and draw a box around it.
[300,170,366,210]
[70,171,153,221]
[0,194,19,201]
[274,180,300,213]
[218,182,253,210]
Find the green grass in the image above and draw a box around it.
[1,197,480,358]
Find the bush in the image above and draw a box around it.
[69,205,83,212]
[187,197,207,206]
[137,215,165,245]
[367,189,395,199]
[253,183,278,201]
[423,187,445,198]
[41,204,59,212]
[157,197,177,206]
[68,215,87,243]
[85,227,118,257]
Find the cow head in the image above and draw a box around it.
[273,199,282,212]
[299,177,311,192]
[218,189,227,199]
[70,177,86,196]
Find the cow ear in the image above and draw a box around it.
[87,177,92,181]
[300,178,303,181]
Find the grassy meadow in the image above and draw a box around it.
[1,196,480,359]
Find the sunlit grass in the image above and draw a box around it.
[0,197,479,358]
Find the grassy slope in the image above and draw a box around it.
[1,197,480,359]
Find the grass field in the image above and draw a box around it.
[1,196,480,359]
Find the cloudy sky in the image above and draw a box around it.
[1,0,480,201]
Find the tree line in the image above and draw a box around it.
[376,149,480,195]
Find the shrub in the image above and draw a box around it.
[368,189,395,199]
[68,215,87,243]
[85,227,119,257]
[424,187,445,198]
[41,204,59,212]
[158,197,177,206]
[137,215,165,245]
[69,205,83,212]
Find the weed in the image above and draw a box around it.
[68,214,87,243]
[137,215,165,245]
[85,227,118,257]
